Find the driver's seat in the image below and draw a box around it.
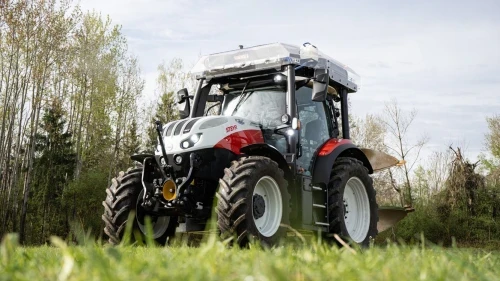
[305,119,323,145]
[297,119,324,174]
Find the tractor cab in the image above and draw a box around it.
[178,43,360,175]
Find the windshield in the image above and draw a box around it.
[222,89,286,129]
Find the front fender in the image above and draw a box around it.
[131,154,155,164]
[240,143,292,178]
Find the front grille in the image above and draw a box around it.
[183,118,201,134]
[174,120,188,136]
[165,121,179,136]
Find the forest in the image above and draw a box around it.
[0,0,498,247]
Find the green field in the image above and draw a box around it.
[1,234,499,281]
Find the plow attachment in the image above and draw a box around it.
[361,148,405,172]
[377,206,413,232]
[359,148,412,232]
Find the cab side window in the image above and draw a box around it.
[296,87,331,174]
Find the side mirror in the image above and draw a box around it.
[177,88,190,119]
[312,69,329,102]
[177,88,189,104]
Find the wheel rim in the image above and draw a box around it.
[343,177,370,243]
[252,176,283,237]
[136,191,170,239]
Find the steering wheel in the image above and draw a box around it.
[273,124,291,136]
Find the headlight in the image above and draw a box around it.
[180,133,202,149]
[174,154,183,165]
[190,134,200,143]
[281,114,290,124]
[199,117,228,129]
[274,74,286,84]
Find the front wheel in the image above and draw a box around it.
[327,157,378,247]
[216,156,290,247]
[102,166,177,245]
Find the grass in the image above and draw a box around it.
[1,233,499,281]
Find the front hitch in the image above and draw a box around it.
[179,153,201,191]
[141,157,157,203]
[172,153,202,207]
[141,152,203,210]
[155,120,169,163]
[139,121,172,206]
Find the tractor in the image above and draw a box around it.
[102,42,407,247]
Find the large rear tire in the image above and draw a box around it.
[327,157,378,247]
[216,156,291,247]
[102,166,177,245]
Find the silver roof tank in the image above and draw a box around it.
[191,42,360,92]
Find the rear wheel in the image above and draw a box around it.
[216,156,290,247]
[102,166,177,245]
[326,157,378,246]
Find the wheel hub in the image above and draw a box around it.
[252,176,283,237]
[253,194,266,219]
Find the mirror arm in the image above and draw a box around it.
[155,121,169,162]
[311,69,329,102]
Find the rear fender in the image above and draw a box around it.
[240,143,292,179]
[311,139,372,186]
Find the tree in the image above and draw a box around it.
[1,0,76,240]
[145,59,195,151]
[70,11,124,179]
[22,98,75,243]
[481,115,500,223]
[108,56,144,178]
[350,113,400,205]
[483,115,500,172]
[122,119,141,167]
[145,92,178,151]
[383,99,428,207]
[351,114,386,152]
[0,0,146,243]
[426,150,454,195]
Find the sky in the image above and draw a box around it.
[80,0,500,164]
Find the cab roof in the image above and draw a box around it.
[192,42,360,92]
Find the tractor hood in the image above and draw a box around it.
[155,116,264,156]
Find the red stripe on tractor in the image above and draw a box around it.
[318,138,352,156]
[214,129,264,154]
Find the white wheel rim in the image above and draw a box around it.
[343,177,370,243]
[252,176,283,237]
[136,191,171,239]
